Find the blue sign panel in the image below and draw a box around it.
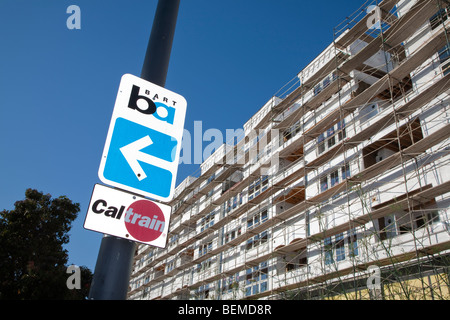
[103,118,177,199]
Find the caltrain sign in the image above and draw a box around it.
[84,184,171,247]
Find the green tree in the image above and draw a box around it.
[0,188,90,299]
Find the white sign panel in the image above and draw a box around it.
[98,73,187,202]
[84,184,171,248]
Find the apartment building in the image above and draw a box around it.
[128,0,450,300]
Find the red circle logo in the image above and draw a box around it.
[124,200,165,242]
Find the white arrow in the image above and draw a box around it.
[120,135,173,181]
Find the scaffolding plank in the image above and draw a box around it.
[306,26,449,141]
[305,71,450,175]
[351,123,450,183]
[335,0,400,49]
[340,0,437,75]
[352,179,450,225]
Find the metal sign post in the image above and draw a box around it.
[89,0,180,300]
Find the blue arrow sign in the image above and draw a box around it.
[102,117,178,199]
[98,74,186,202]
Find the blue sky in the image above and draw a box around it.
[0,0,366,272]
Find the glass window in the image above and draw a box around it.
[260,281,268,292]
[261,209,268,222]
[341,163,350,180]
[317,121,346,155]
[314,83,322,96]
[347,229,358,257]
[248,176,269,200]
[320,176,328,192]
[327,127,336,148]
[439,45,450,76]
[337,120,346,140]
[318,133,325,154]
[323,75,331,89]
[430,8,449,30]
[245,261,268,296]
[330,170,339,187]
[252,284,259,295]
[318,133,325,143]
[246,231,269,250]
[320,164,351,195]
[335,233,345,262]
[247,209,268,230]
[324,237,333,265]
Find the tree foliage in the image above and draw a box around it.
[0,188,91,299]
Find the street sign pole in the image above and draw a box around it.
[89,0,180,300]
[141,0,180,87]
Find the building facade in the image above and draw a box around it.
[128,0,450,300]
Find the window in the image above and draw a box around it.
[416,210,440,229]
[221,273,240,294]
[223,227,242,245]
[320,176,328,192]
[347,229,358,257]
[335,233,345,262]
[430,8,449,30]
[323,231,358,265]
[247,209,268,230]
[378,214,397,241]
[200,211,215,232]
[196,258,212,273]
[286,255,308,272]
[330,170,339,188]
[438,44,450,76]
[248,175,269,200]
[206,173,215,184]
[195,284,210,299]
[205,174,215,198]
[168,235,178,246]
[377,208,440,241]
[245,261,268,297]
[223,193,243,216]
[198,241,212,257]
[166,261,176,273]
[314,83,322,96]
[341,163,350,180]
[142,287,150,299]
[246,231,268,250]
[317,120,346,155]
[327,127,335,149]
[282,120,302,143]
[313,72,338,96]
[319,164,351,194]
[337,120,346,140]
[324,237,334,265]
[147,250,154,262]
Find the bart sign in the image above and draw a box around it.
[98,73,187,202]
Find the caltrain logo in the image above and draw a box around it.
[91,198,165,242]
[124,200,165,242]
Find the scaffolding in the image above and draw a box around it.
[128,0,450,300]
